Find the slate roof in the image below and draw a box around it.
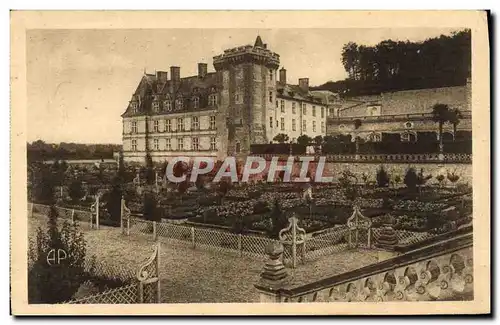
[121,72,220,118]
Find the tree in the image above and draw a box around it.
[28,206,87,303]
[117,151,127,183]
[68,179,85,203]
[431,103,451,152]
[32,165,55,204]
[448,108,463,138]
[416,168,432,195]
[376,166,390,187]
[273,133,289,144]
[353,119,362,154]
[217,180,231,204]
[297,134,312,147]
[104,181,123,226]
[313,135,323,146]
[144,154,155,185]
[177,180,190,203]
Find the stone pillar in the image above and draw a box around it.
[254,242,289,302]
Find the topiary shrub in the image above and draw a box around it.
[376,166,390,188]
[404,167,418,191]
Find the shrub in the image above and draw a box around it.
[104,184,122,226]
[68,179,85,203]
[376,166,390,187]
[143,192,160,222]
[404,168,418,191]
[267,200,288,239]
[436,174,446,186]
[253,201,270,214]
[447,172,460,184]
[28,206,87,303]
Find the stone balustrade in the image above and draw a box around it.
[251,153,472,163]
[255,233,473,302]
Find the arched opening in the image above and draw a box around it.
[442,132,454,142]
[401,131,417,143]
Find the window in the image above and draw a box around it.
[175,98,183,110]
[165,138,171,151]
[292,102,296,114]
[235,142,241,153]
[153,139,159,150]
[269,91,273,103]
[177,118,184,131]
[209,116,216,130]
[165,119,171,132]
[235,93,242,104]
[177,138,184,150]
[192,116,200,130]
[131,139,137,151]
[312,121,317,132]
[269,117,273,128]
[276,120,279,127]
[193,97,199,109]
[131,102,138,113]
[210,137,217,151]
[329,108,335,116]
[276,100,278,108]
[164,100,172,111]
[152,102,160,112]
[153,120,159,133]
[280,117,285,131]
[302,103,307,115]
[208,94,217,106]
[280,100,285,113]
[321,107,325,118]
[131,121,137,134]
[312,106,316,117]
[269,69,273,81]
[292,119,296,131]
[192,137,199,151]
[302,120,307,132]
[321,121,325,133]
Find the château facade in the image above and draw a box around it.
[121,36,328,163]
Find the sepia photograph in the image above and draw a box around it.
[10,10,490,315]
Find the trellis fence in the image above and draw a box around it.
[28,201,101,230]
[65,243,161,304]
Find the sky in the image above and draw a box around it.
[26,28,461,144]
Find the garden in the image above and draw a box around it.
[29,156,473,240]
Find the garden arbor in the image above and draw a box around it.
[346,205,372,249]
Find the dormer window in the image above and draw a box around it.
[131,102,138,113]
[164,100,172,111]
[175,98,183,110]
[193,97,200,109]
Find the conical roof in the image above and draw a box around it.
[254,35,264,47]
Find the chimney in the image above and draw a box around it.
[198,63,208,78]
[170,66,180,93]
[156,71,168,84]
[279,67,287,85]
[170,66,180,82]
[299,78,309,93]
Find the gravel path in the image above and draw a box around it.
[29,213,378,303]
